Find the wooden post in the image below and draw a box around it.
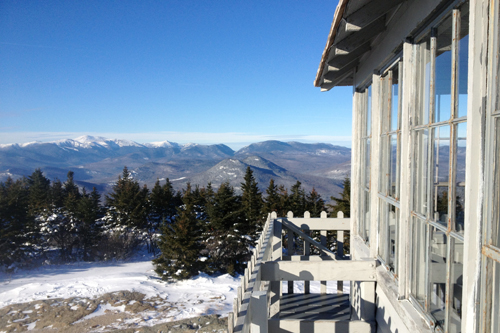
[228,312,234,333]
[321,229,328,294]
[304,212,311,294]
[287,226,294,294]
[337,211,344,295]
[250,291,268,333]
[270,217,282,318]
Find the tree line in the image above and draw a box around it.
[0,166,350,279]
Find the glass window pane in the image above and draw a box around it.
[430,226,447,328]
[412,217,428,308]
[435,15,453,123]
[378,200,388,261]
[455,122,467,234]
[457,3,469,118]
[433,125,450,228]
[391,66,400,131]
[449,238,464,333]
[389,205,399,274]
[414,129,430,216]
[390,134,399,198]
[379,135,389,195]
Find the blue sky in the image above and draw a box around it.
[0,0,352,150]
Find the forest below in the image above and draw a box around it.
[0,166,350,280]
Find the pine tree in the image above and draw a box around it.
[240,167,263,236]
[154,184,203,280]
[148,178,179,254]
[205,182,249,275]
[105,167,149,230]
[305,187,325,217]
[76,187,103,261]
[27,169,50,216]
[289,181,306,217]
[328,177,351,217]
[277,184,290,217]
[0,177,32,267]
[263,179,280,215]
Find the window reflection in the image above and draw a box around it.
[449,238,464,333]
[433,126,450,228]
[430,226,447,328]
[456,122,467,234]
[412,217,427,307]
[414,129,430,217]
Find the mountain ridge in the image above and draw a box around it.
[0,136,351,200]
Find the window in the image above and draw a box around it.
[410,3,468,332]
[481,1,500,331]
[359,85,372,244]
[378,62,402,275]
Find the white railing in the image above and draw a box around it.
[229,212,276,333]
[229,211,367,333]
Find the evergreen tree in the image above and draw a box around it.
[105,166,149,231]
[147,178,178,254]
[205,182,248,275]
[0,177,32,267]
[76,187,103,261]
[328,177,351,217]
[154,184,203,280]
[240,167,263,236]
[305,187,325,217]
[277,184,290,217]
[27,169,50,216]
[289,181,306,217]
[263,179,280,215]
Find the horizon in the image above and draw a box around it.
[0,1,351,148]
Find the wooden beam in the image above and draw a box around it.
[285,217,351,231]
[327,43,371,70]
[261,260,377,282]
[268,319,375,333]
[344,0,405,31]
[334,17,386,54]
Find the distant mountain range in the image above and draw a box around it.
[0,136,351,199]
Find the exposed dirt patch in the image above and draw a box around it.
[0,290,228,332]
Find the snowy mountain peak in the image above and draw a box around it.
[144,141,180,148]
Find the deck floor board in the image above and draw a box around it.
[279,293,351,320]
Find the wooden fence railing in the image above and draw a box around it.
[228,211,376,333]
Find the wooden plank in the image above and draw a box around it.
[304,230,310,294]
[284,217,351,231]
[321,230,328,294]
[268,319,375,333]
[334,17,386,54]
[327,43,371,70]
[270,218,282,318]
[250,291,268,333]
[261,260,377,282]
[344,0,405,31]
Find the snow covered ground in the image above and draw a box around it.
[0,252,350,332]
[0,252,240,330]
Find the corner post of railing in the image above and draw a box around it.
[336,210,345,295]
[269,212,282,318]
[228,312,234,333]
[250,290,268,333]
[320,211,328,293]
